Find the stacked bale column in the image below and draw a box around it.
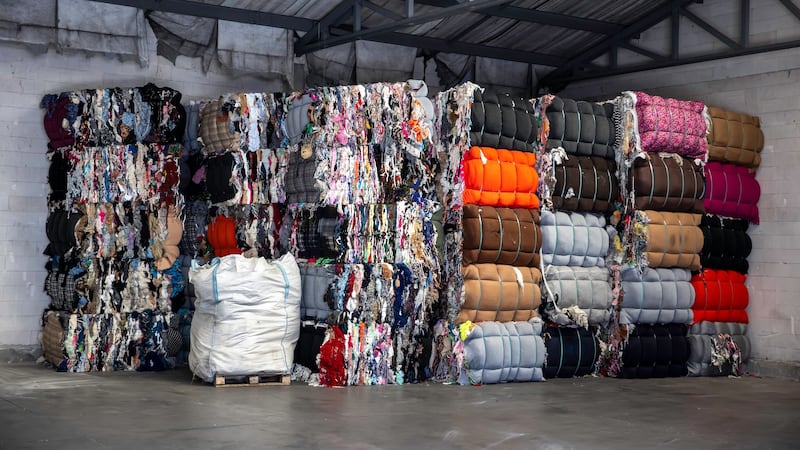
[536,96,619,378]
[605,91,708,378]
[277,83,440,386]
[40,86,186,372]
[432,84,546,385]
[687,107,763,376]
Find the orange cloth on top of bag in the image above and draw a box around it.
[462,146,539,208]
[206,215,241,257]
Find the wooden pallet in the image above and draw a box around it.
[213,373,291,388]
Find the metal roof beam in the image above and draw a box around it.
[549,38,800,85]
[363,1,404,21]
[619,42,665,60]
[779,0,800,21]
[680,6,741,49]
[328,26,565,66]
[89,0,314,30]
[295,0,514,55]
[538,0,696,89]
[294,1,356,50]
[416,0,622,34]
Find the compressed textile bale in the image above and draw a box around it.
[704,161,760,224]
[688,321,750,376]
[470,90,538,153]
[204,152,237,204]
[630,153,705,213]
[299,264,334,321]
[285,147,321,204]
[633,92,707,159]
[540,211,609,267]
[707,106,763,168]
[543,266,611,326]
[285,93,314,146]
[545,96,616,158]
[459,264,542,324]
[189,253,301,382]
[691,269,749,324]
[462,205,542,267]
[543,325,599,378]
[199,99,237,153]
[700,215,751,274]
[42,312,67,368]
[45,209,82,257]
[642,211,704,270]
[462,146,539,209]
[551,155,619,213]
[460,318,546,384]
[294,322,327,372]
[620,267,694,324]
[620,323,689,378]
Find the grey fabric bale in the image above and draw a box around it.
[299,264,334,321]
[621,267,694,324]
[460,318,545,385]
[540,211,609,267]
[544,266,611,326]
[687,321,750,376]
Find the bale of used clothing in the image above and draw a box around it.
[189,253,301,382]
[640,211,704,270]
[545,96,616,158]
[628,91,707,159]
[704,161,760,223]
[620,323,689,378]
[620,267,694,325]
[462,146,539,208]
[458,318,545,384]
[706,106,763,168]
[629,153,705,213]
[687,321,749,376]
[470,90,538,153]
[461,205,542,267]
[540,211,609,267]
[543,325,600,378]
[299,264,334,321]
[551,155,619,213]
[458,264,542,324]
[691,269,749,324]
[294,321,327,372]
[700,215,751,274]
[542,265,611,326]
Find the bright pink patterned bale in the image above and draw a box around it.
[635,92,707,159]
[704,161,760,224]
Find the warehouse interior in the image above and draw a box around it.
[1,0,799,448]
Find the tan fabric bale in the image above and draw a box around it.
[707,106,764,169]
[643,211,704,270]
[458,264,542,324]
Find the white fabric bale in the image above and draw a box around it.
[189,253,301,382]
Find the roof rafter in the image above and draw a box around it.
[294,0,514,55]
[416,0,622,34]
[90,0,314,30]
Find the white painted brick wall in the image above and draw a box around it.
[0,39,287,347]
[561,0,800,363]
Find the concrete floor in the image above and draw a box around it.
[0,364,798,450]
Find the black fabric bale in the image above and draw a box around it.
[621,324,688,379]
[45,209,83,257]
[205,152,237,204]
[544,325,600,378]
[470,90,538,153]
[700,215,751,273]
[294,323,327,372]
[546,96,616,158]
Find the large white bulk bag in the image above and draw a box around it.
[189,253,301,382]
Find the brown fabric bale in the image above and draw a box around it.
[462,205,542,267]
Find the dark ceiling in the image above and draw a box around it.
[92,0,800,92]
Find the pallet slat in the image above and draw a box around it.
[213,374,291,387]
